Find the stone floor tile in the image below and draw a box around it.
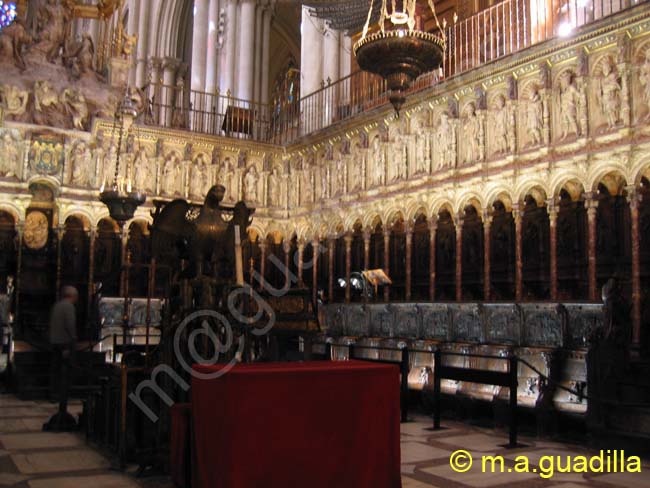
[592,471,650,488]
[11,449,110,474]
[422,462,540,487]
[434,432,509,452]
[401,441,451,464]
[0,472,29,486]
[28,474,141,488]
[0,432,84,450]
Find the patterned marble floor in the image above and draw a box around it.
[0,394,648,487]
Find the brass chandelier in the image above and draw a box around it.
[354,0,446,115]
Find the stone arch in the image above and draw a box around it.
[592,170,628,196]
[63,213,91,232]
[0,202,23,224]
[457,196,484,219]
[405,200,429,222]
[516,180,549,207]
[550,172,587,201]
[430,198,455,220]
[60,207,94,230]
[587,164,629,193]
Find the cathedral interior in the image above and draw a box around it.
[1,1,650,487]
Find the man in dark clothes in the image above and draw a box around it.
[49,286,78,403]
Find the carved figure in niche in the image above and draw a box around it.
[302,167,313,203]
[133,148,152,192]
[598,56,621,129]
[60,88,88,130]
[0,131,19,178]
[335,153,345,195]
[289,172,300,207]
[162,153,181,196]
[526,87,544,146]
[0,19,32,70]
[0,85,29,118]
[435,111,455,169]
[369,135,385,186]
[319,164,328,199]
[462,102,481,164]
[102,144,117,188]
[63,34,95,78]
[243,166,258,202]
[348,145,363,191]
[23,211,49,251]
[492,95,509,154]
[268,167,280,206]
[412,115,429,174]
[36,0,73,63]
[639,48,650,120]
[70,141,91,186]
[558,71,581,140]
[388,123,407,182]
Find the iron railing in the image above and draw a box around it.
[141,0,642,144]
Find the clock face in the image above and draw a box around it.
[23,211,49,250]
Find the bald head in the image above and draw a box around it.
[62,286,79,303]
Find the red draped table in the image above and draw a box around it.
[191,361,402,488]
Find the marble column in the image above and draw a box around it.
[237,0,256,100]
[191,0,210,91]
[55,226,64,300]
[300,6,324,97]
[483,211,492,301]
[297,241,305,286]
[383,228,391,302]
[221,0,239,94]
[363,229,371,270]
[260,6,273,104]
[585,193,599,302]
[328,237,335,302]
[119,226,129,297]
[283,239,292,288]
[259,241,267,290]
[547,198,559,301]
[455,216,463,302]
[135,0,151,88]
[405,223,413,302]
[628,188,642,348]
[312,238,320,304]
[429,218,437,301]
[205,0,221,93]
[513,205,523,302]
[322,27,340,126]
[87,228,97,321]
[253,3,263,102]
[344,233,353,303]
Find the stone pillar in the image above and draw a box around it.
[253,3,263,102]
[483,211,492,301]
[191,0,210,91]
[297,241,305,286]
[344,233,353,303]
[455,216,463,302]
[87,228,97,321]
[405,223,413,301]
[628,188,642,348]
[221,0,239,94]
[260,6,273,104]
[259,241,267,290]
[205,0,221,93]
[300,6,324,97]
[547,198,559,301]
[283,239,292,288]
[585,193,599,302]
[135,0,151,87]
[383,228,391,302]
[429,218,437,301]
[237,0,256,100]
[513,205,523,302]
[312,238,320,304]
[328,237,335,302]
[55,226,64,300]
[363,229,371,270]
[119,225,129,297]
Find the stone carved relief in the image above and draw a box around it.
[387,118,408,182]
[190,154,212,199]
[637,46,650,120]
[0,84,28,117]
[461,102,483,165]
[268,166,281,207]
[433,111,456,170]
[556,69,584,140]
[347,143,364,192]
[161,151,183,196]
[301,165,313,205]
[69,140,92,187]
[368,135,385,187]
[0,129,21,178]
[523,84,545,147]
[133,147,155,193]
[333,147,346,195]
[243,165,259,203]
[101,143,117,188]
[594,55,622,131]
[23,210,49,250]
[411,112,430,174]
[489,94,511,156]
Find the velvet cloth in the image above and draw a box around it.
[170,403,192,488]
[191,361,402,488]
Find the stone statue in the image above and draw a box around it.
[412,116,429,174]
[599,56,621,129]
[0,85,29,118]
[60,88,88,130]
[70,141,91,186]
[33,80,67,127]
[302,168,313,204]
[0,131,19,178]
[558,71,581,140]
[243,166,259,202]
[190,155,211,199]
[462,103,481,164]
[388,122,407,181]
[0,19,32,70]
[639,48,650,120]
[289,172,300,207]
[133,148,152,192]
[63,34,95,78]
[121,32,137,61]
[492,95,509,155]
[102,144,117,189]
[162,153,181,196]
[348,144,363,191]
[369,136,385,187]
[268,167,280,206]
[435,111,455,169]
[335,153,346,195]
[526,87,544,146]
[36,0,73,63]
[319,164,329,199]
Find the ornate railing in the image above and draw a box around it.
[142,0,642,144]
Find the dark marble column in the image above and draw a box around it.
[283,239,292,288]
[297,240,305,286]
[429,218,437,301]
[363,229,371,270]
[455,215,463,302]
[628,188,642,348]
[405,222,413,302]
[513,205,523,302]
[328,237,335,302]
[383,228,391,302]
[311,238,319,304]
[259,241,267,290]
[585,192,599,302]
[344,233,353,303]
[547,198,559,301]
[483,210,492,302]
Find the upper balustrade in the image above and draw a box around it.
[142,0,644,145]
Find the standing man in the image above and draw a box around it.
[48,286,78,406]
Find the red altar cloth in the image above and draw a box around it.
[191,361,402,488]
